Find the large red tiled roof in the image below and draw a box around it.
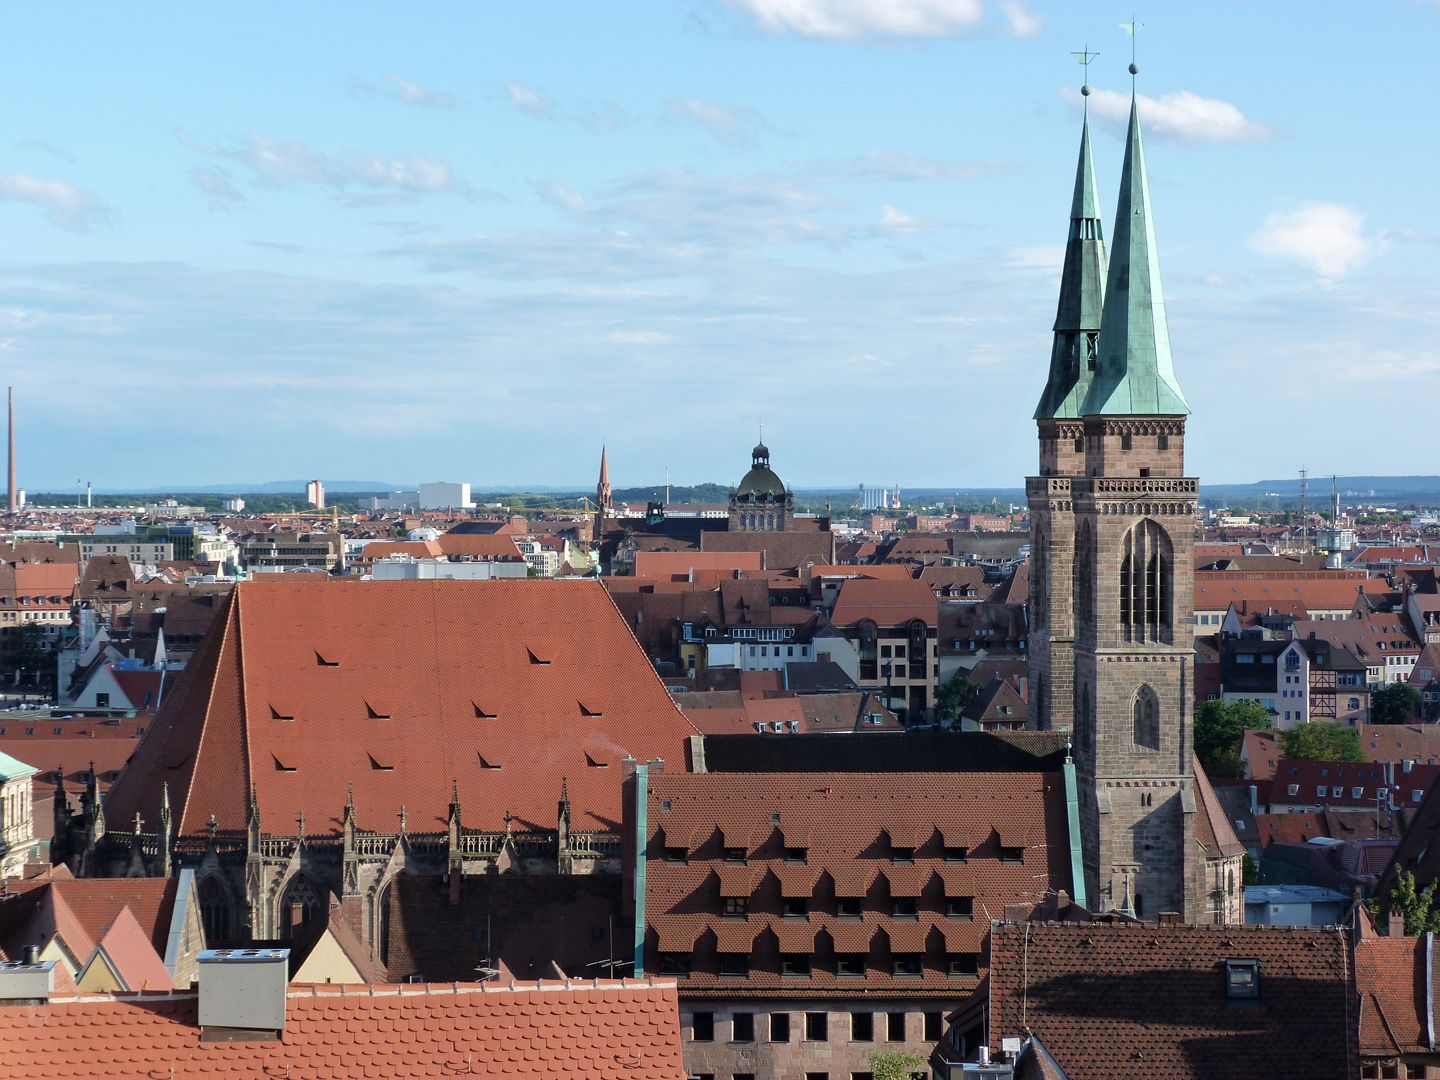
[105,579,697,836]
[646,771,1066,998]
[1355,934,1430,1057]
[984,922,1354,1080]
[829,577,938,628]
[0,879,180,964]
[0,979,685,1080]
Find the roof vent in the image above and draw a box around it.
[314,651,339,667]
[198,949,289,1041]
[366,703,391,720]
[473,703,498,719]
[526,648,550,666]
[478,754,501,770]
[579,701,603,717]
[0,956,56,1006]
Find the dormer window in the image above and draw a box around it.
[890,846,915,864]
[1224,958,1259,1000]
[944,846,969,863]
[664,845,688,864]
[724,846,747,864]
[784,846,808,864]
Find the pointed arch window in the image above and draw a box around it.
[1133,685,1161,750]
[1119,520,1173,644]
[1031,524,1047,629]
[1075,521,1094,631]
[199,875,233,943]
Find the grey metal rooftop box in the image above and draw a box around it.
[197,948,290,1033]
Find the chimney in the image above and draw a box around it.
[197,949,289,1041]
[1249,784,1260,817]
[1390,911,1407,938]
[0,955,55,1006]
[1158,911,1183,926]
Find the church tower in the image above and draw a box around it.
[1028,99,1108,735]
[593,446,612,548]
[1031,75,1207,920]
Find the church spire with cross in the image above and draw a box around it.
[1034,48,1108,422]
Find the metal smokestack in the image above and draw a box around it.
[6,387,14,514]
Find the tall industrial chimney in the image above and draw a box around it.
[6,387,14,514]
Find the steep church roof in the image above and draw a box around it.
[103,578,698,836]
[1080,95,1191,417]
[1034,112,1108,420]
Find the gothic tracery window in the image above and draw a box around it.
[1119,519,1173,644]
[1074,521,1094,631]
[1133,684,1161,750]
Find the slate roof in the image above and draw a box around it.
[0,980,686,1080]
[984,922,1354,1080]
[103,578,697,836]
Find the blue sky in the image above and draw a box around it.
[3,1,1437,491]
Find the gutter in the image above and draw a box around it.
[1062,755,1087,909]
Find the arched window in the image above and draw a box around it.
[280,875,323,940]
[199,876,233,944]
[1133,684,1161,750]
[1119,520,1174,644]
[1031,524,1047,629]
[1074,521,1094,631]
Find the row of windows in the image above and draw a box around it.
[689,1009,944,1045]
[720,895,974,919]
[664,843,982,864]
[667,951,979,979]
[1283,783,1423,802]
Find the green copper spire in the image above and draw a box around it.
[1080,96,1190,416]
[1034,113,1108,420]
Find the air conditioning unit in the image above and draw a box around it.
[198,949,290,1039]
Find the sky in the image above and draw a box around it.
[3,1,1438,492]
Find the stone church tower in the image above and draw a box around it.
[593,445,612,548]
[1029,89,1216,921]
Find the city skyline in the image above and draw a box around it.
[3,2,1437,488]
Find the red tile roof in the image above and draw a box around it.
[0,979,685,1079]
[0,879,180,965]
[1356,933,1430,1057]
[85,906,174,991]
[829,577,938,628]
[984,922,1354,1080]
[105,579,697,836]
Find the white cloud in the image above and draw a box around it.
[1000,0,1042,37]
[724,0,983,39]
[505,81,553,117]
[191,167,245,210]
[667,97,750,142]
[608,330,671,345]
[1073,87,1276,144]
[799,150,1010,183]
[879,205,920,233]
[0,170,110,231]
[179,130,462,197]
[534,179,588,213]
[353,74,457,109]
[1007,245,1064,273]
[1250,203,1376,279]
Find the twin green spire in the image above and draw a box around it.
[1035,96,1190,420]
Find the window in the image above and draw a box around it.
[659,953,690,975]
[891,846,915,864]
[1353,787,1365,799]
[692,1012,715,1041]
[1121,432,1133,451]
[1224,958,1259,1000]
[949,953,980,977]
[664,846,687,864]
[944,845,969,863]
[924,1012,943,1041]
[1132,684,1161,750]
[805,1074,829,1080]
[782,954,812,978]
[724,896,749,917]
[719,952,748,977]
[95,693,111,709]
[851,1012,874,1042]
[724,846,747,863]
[770,1013,791,1042]
[1000,846,1025,864]
[837,953,866,976]
[892,897,918,919]
[946,896,974,920]
[732,1013,755,1042]
[887,1012,907,1041]
[836,897,862,919]
[784,846,808,864]
[1287,784,1300,796]
[805,1012,828,1041]
[1118,519,1174,644]
[1316,786,1326,798]
[893,954,922,977]
[783,897,809,918]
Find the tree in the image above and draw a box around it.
[1194,699,1271,780]
[1279,721,1364,762]
[935,673,983,728]
[1242,853,1259,886]
[872,1050,928,1080]
[1372,683,1421,726]
[1375,869,1440,936]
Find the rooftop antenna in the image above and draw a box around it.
[1121,18,1142,89]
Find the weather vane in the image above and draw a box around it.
[1121,18,1142,85]
[1071,45,1099,102]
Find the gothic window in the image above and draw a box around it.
[1121,432,1132,451]
[1119,520,1174,644]
[1075,522,1094,631]
[1133,685,1161,750]
[1031,525,1046,629]
[280,875,322,940]
[199,875,232,944]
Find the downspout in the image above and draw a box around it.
[1427,931,1435,1051]
[1062,750,1087,909]
[633,763,648,977]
